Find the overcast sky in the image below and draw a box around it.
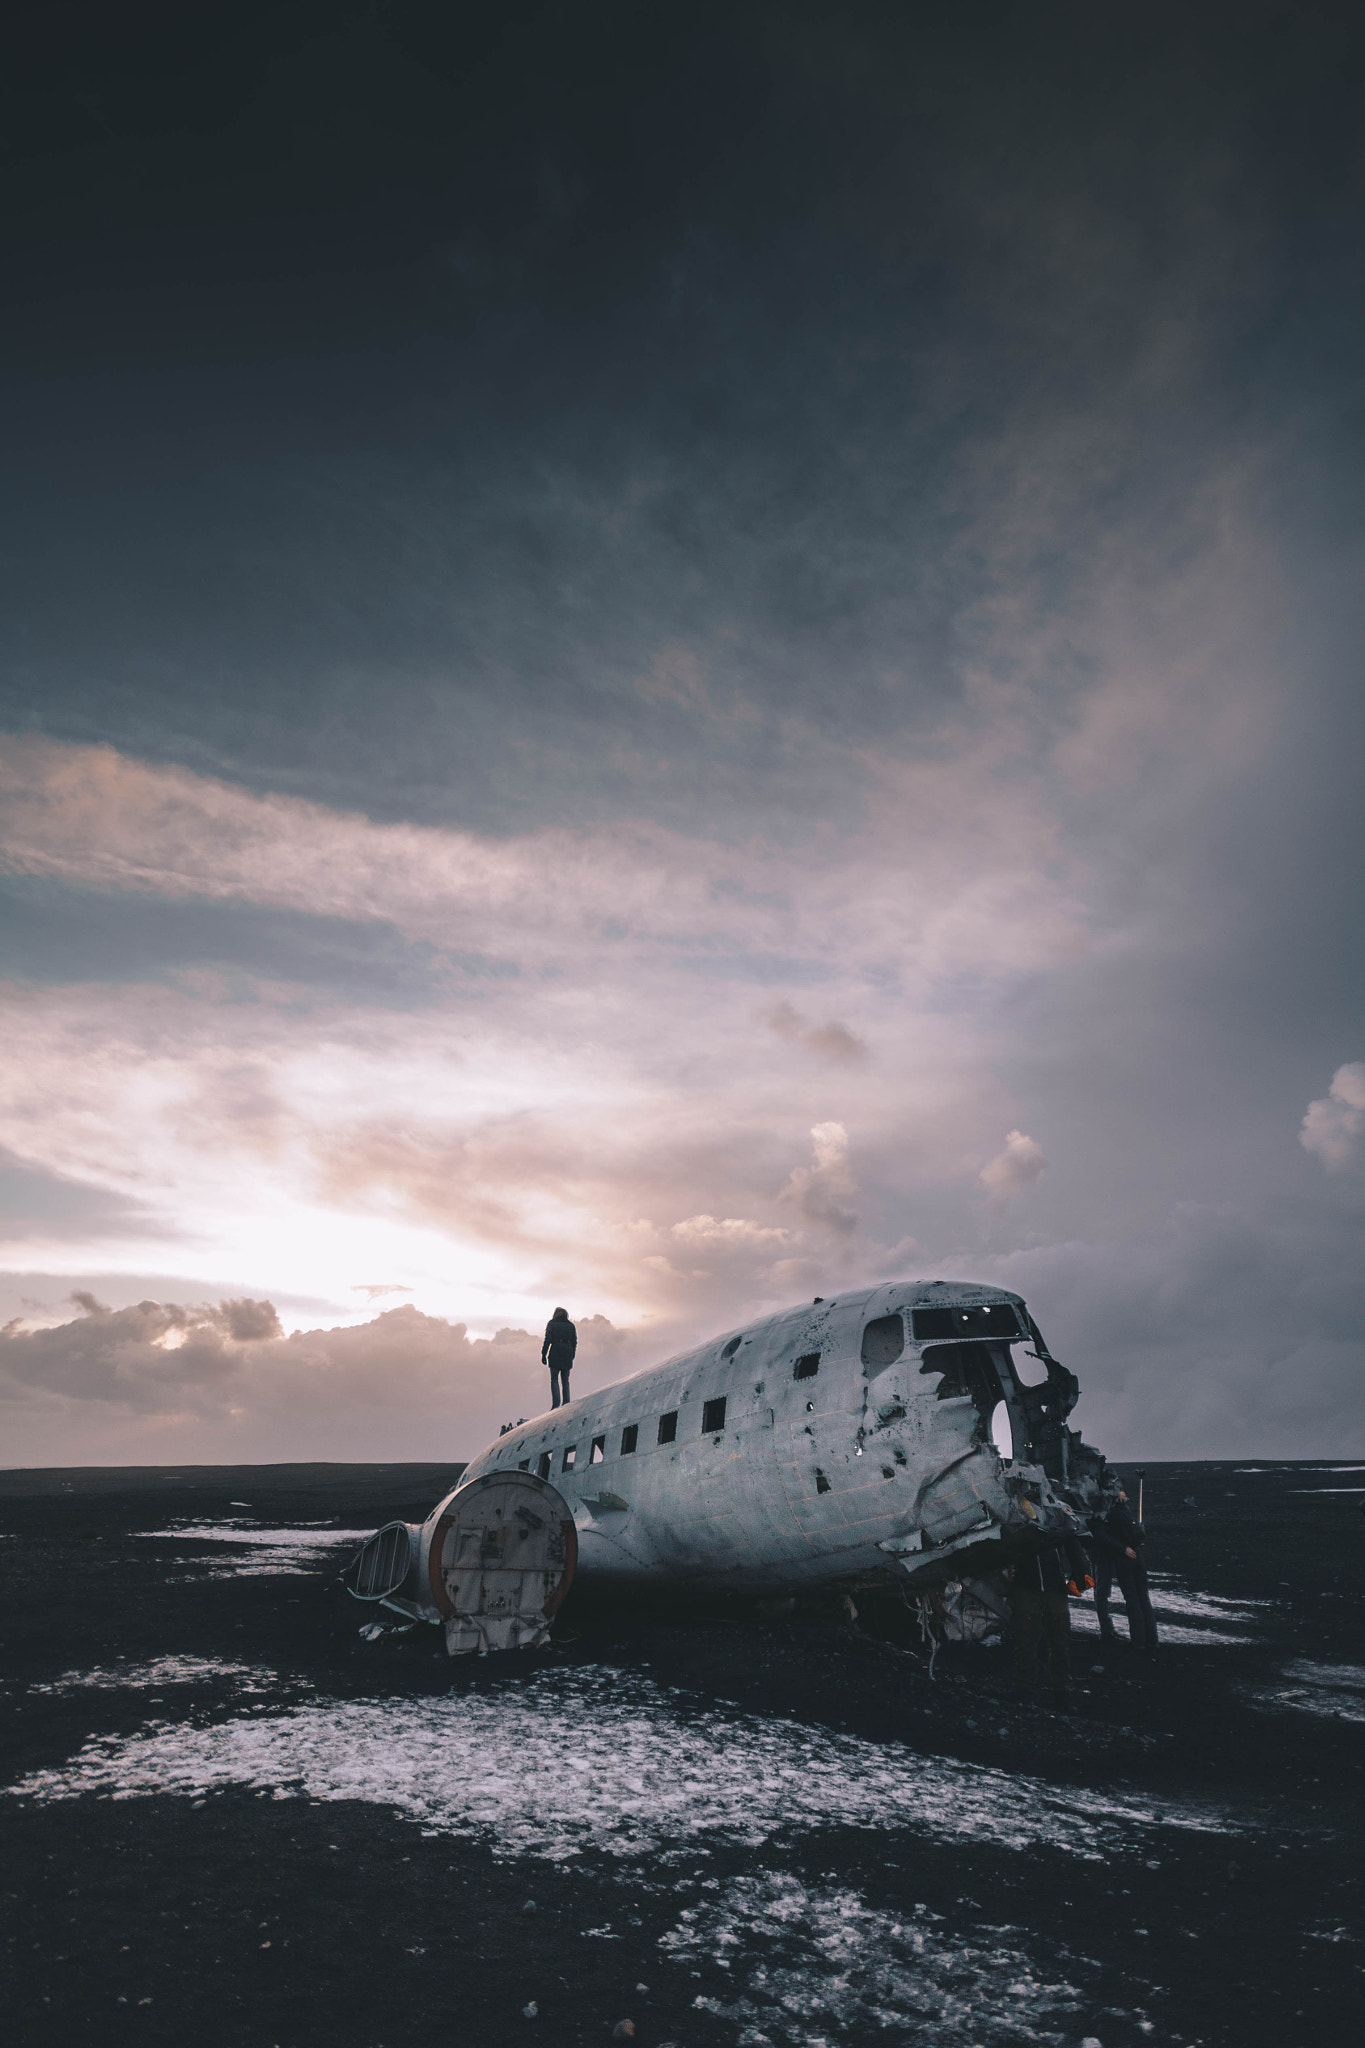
[2,2,1363,1466]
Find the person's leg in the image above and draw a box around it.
[1043,1591,1074,1699]
[1011,1588,1042,1693]
[1132,1566,1159,1648]
[559,1369,571,1408]
[549,1366,562,1409]
[1116,1565,1146,1645]
[1093,1563,1115,1639]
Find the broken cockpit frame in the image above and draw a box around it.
[861,1291,1106,1639]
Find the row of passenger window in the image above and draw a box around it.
[519,1400,695,1479]
[514,1347,827,1481]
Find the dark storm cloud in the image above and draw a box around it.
[963,1191,1365,1460]
[4,3,1359,834]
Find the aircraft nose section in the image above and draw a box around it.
[917,1443,1006,1545]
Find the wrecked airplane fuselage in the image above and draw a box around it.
[345,1280,1108,1653]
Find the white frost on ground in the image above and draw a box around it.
[7,1667,1235,1859]
[137,1523,372,1578]
[661,1871,1115,2046]
[1247,1659,1365,1724]
[26,1657,276,1696]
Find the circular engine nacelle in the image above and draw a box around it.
[346,1471,577,1654]
[421,1469,577,1655]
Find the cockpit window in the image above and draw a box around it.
[860,1314,904,1369]
[912,1303,1020,1341]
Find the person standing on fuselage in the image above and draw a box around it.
[542,1307,577,1410]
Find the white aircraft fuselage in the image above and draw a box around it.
[345,1279,1107,1648]
[454,1278,1103,1596]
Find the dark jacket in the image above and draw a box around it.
[542,1315,577,1365]
[1013,1530,1089,1594]
[1087,1499,1143,1566]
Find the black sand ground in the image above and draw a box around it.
[1,1460,1361,2048]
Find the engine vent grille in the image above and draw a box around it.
[345,1521,413,1601]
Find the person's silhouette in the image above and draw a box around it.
[542,1307,577,1409]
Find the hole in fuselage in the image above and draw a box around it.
[1012,1348,1050,1387]
[989,1399,1013,1460]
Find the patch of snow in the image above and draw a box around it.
[1284,1660,1365,1691]
[1246,1659,1365,1725]
[137,1524,372,1579]
[7,1667,1237,1860]
[661,1870,1105,2045]
[1070,1582,1260,1645]
[1245,1659,1365,1724]
[27,1657,274,1697]
[1069,1609,1257,1646]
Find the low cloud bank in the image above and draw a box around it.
[6,1190,1364,1466]
[0,1296,643,1467]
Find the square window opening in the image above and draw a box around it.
[657,1410,678,1445]
[518,1459,530,1472]
[702,1396,727,1434]
[620,1423,638,1456]
[912,1302,1020,1342]
[561,1445,576,1472]
[794,1352,820,1381]
[537,1453,552,1480]
[590,1435,605,1464]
